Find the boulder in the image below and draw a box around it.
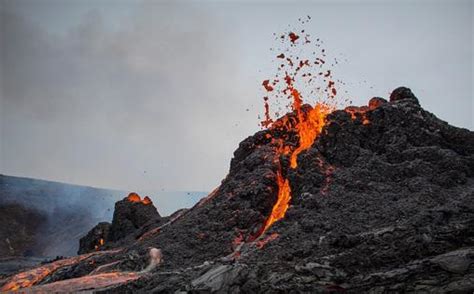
[108,193,161,242]
[77,222,111,254]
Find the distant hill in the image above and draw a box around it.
[0,174,206,257]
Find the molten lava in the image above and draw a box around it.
[345,106,370,125]
[257,17,343,236]
[126,192,153,205]
[142,196,152,205]
[260,102,332,232]
[94,238,105,251]
[289,93,331,168]
[1,249,122,291]
[262,171,291,232]
[26,272,140,292]
[127,192,141,202]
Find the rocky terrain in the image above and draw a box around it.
[1,88,473,293]
[0,175,126,258]
[0,204,46,258]
[0,175,206,260]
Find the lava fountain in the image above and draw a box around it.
[257,16,347,235]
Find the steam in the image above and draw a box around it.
[141,248,162,273]
[0,1,253,192]
[1,1,472,194]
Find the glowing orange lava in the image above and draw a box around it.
[290,90,331,168]
[95,238,105,250]
[262,170,291,232]
[127,192,141,202]
[345,106,370,125]
[1,249,122,292]
[257,17,343,235]
[126,192,153,205]
[25,272,140,292]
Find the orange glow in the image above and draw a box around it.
[127,192,141,203]
[95,238,105,251]
[142,196,152,205]
[259,102,331,233]
[256,22,345,236]
[1,249,122,291]
[126,193,152,205]
[262,170,291,232]
[290,92,331,168]
[345,106,370,125]
[261,96,273,128]
[25,272,140,292]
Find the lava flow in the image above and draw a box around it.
[25,272,140,293]
[289,90,331,169]
[1,249,122,292]
[262,169,291,232]
[261,99,331,233]
[257,17,344,235]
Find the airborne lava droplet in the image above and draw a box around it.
[262,97,273,128]
[262,80,274,92]
[286,58,294,67]
[289,32,299,43]
[261,170,291,232]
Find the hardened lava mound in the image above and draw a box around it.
[1,87,474,293]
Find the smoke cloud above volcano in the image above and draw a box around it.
[0,0,472,192]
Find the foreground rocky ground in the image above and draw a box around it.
[1,87,473,293]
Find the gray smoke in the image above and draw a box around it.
[0,0,472,195]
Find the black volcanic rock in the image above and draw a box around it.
[2,87,474,293]
[77,193,162,257]
[0,175,125,257]
[108,193,161,242]
[77,222,111,254]
[389,86,420,105]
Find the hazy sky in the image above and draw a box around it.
[1,0,472,192]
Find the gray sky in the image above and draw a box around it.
[0,0,472,192]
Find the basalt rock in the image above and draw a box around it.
[2,87,474,293]
[77,222,111,254]
[108,193,161,242]
[389,86,420,105]
[76,193,161,255]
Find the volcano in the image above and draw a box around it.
[1,88,473,293]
